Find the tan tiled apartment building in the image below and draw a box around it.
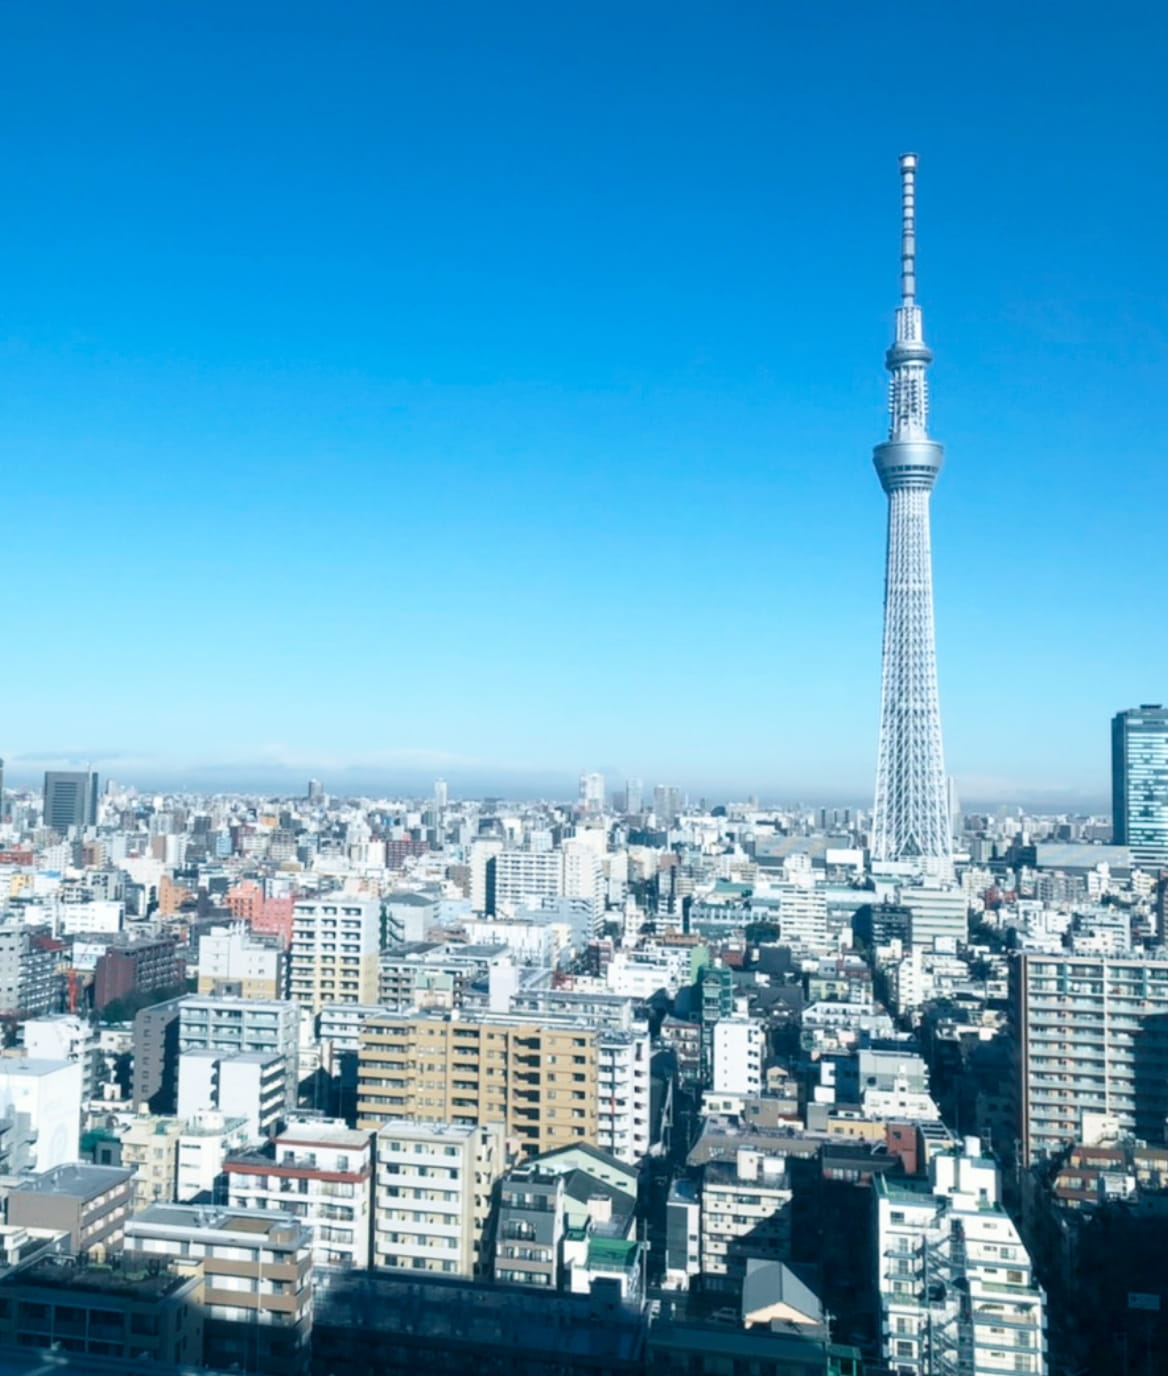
[356,1011,599,1156]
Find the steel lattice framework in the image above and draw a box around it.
[871,154,952,868]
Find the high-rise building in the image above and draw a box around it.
[42,769,98,833]
[624,778,643,815]
[578,771,605,813]
[434,777,448,810]
[875,1138,1046,1375]
[870,155,951,870]
[653,785,682,826]
[307,778,324,803]
[1012,951,1168,1166]
[289,895,381,1013]
[1111,704,1168,866]
[492,849,562,910]
[356,1010,599,1156]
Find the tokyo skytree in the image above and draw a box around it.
[870,153,952,868]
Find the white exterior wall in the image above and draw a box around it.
[227,1125,373,1269]
[876,1140,1046,1376]
[493,851,562,911]
[596,1027,652,1164]
[712,1018,764,1096]
[0,1061,82,1170]
[373,1120,503,1277]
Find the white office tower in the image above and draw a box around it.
[625,779,644,815]
[434,778,448,811]
[562,838,606,911]
[579,772,605,813]
[711,1017,764,1096]
[899,881,968,952]
[876,1138,1047,1375]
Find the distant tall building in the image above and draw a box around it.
[434,777,448,811]
[1111,705,1168,866]
[578,771,605,813]
[653,784,682,826]
[307,778,324,803]
[42,770,98,834]
[624,778,643,815]
[0,756,5,822]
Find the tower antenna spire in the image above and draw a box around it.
[899,152,917,307]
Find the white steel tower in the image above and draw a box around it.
[871,154,951,868]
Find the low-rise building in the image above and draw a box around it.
[6,1164,134,1258]
[126,1203,313,1376]
[120,1111,182,1212]
[0,1254,205,1365]
[700,1148,793,1289]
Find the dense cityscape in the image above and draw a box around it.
[0,757,1165,1376]
[1,3,1164,1367]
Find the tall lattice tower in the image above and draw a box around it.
[871,153,952,868]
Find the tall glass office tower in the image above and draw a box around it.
[1111,705,1168,867]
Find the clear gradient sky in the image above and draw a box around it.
[1,2,1166,803]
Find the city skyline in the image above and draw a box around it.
[1,6,1166,798]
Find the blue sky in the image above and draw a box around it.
[1,2,1165,803]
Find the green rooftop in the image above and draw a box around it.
[586,1237,638,1271]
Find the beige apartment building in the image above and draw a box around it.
[289,896,381,1013]
[356,1010,599,1156]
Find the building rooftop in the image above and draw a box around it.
[0,1255,191,1300]
[9,1165,132,1202]
[277,1122,371,1150]
[0,1059,73,1079]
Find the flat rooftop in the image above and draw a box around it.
[10,1165,131,1200]
[0,1257,190,1300]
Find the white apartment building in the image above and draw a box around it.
[289,896,381,1013]
[493,850,563,912]
[176,1109,250,1202]
[177,1050,285,1142]
[373,1119,505,1277]
[22,1014,100,1101]
[711,1017,764,1096]
[177,995,300,1112]
[197,923,284,998]
[56,899,123,937]
[596,1026,652,1164]
[876,1138,1046,1376]
[226,1121,373,1269]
